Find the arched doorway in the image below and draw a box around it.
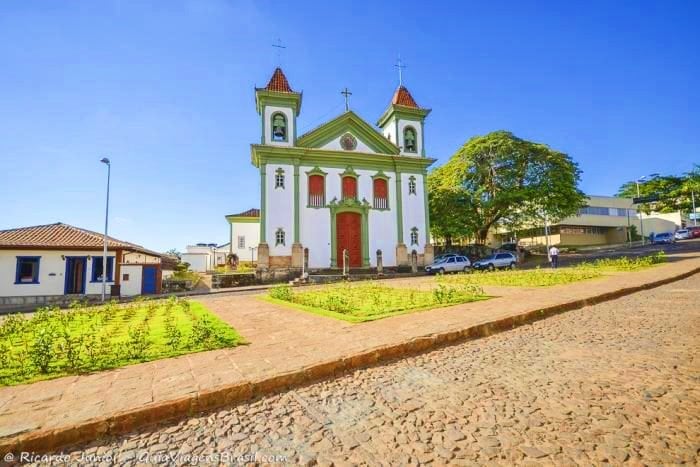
[336,212,362,268]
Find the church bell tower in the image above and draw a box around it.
[255,68,302,147]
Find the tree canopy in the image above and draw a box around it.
[428,131,586,244]
[617,164,700,214]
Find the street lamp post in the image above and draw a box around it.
[100,158,111,302]
[693,191,698,227]
[635,173,659,245]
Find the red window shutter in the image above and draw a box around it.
[342,176,357,199]
[373,178,387,199]
[309,175,324,196]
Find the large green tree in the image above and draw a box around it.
[428,131,586,244]
[616,164,700,214]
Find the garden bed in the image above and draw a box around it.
[0,297,243,386]
[262,281,489,323]
[441,252,667,287]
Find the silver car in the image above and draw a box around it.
[674,229,690,240]
[425,255,471,274]
[472,252,518,271]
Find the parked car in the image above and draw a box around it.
[674,229,691,240]
[689,226,700,238]
[425,255,471,274]
[472,252,518,271]
[433,253,460,263]
[652,232,675,244]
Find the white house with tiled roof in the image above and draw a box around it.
[252,67,435,272]
[225,208,260,263]
[0,222,162,306]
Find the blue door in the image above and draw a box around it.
[142,266,157,294]
[64,257,87,294]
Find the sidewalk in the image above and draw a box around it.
[1,251,699,454]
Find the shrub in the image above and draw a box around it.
[164,317,182,350]
[126,324,150,360]
[30,328,56,374]
[269,284,294,301]
[190,317,215,346]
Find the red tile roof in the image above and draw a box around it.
[265,68,294,93]
[392,85,419,108]
[0,222,160,256]
[227,208,260,218]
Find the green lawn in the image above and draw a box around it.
[263,281,489,323]
[0,297,243,386]
[441,252,667,288]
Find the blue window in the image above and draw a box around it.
[91,256,114,282]
[15,256,40,284]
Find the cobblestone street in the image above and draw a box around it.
[46,274,700,465]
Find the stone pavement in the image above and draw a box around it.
[1,251,699,454]
[34,270,700,465]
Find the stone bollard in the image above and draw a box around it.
[376,249,383,276]
[343,249,350,277]
[411,250,418,273]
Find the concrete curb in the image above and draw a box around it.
[1,265,698,456]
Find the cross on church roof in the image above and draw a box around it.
[272,38,286,64]
[394,56,407,86]
[341,87,352,112]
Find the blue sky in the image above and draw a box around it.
[1,0,698,252]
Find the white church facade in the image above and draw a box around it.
[251,67,435,271]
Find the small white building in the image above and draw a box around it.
[181,243,227,272]
[0,223,163,308]
[225,208,260,264]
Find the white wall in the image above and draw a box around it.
[382,116,397,145]
[0,250,117,297]
[401,173,427,254]
[229,222,260,261]
[181,253,209,272]
[297,167,402,267]
[263,106,295,146]
[266,163,295,256]
[120,264,143,297]
[320,132,376,153]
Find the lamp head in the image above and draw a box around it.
[100,157,111,165]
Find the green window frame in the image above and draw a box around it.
[403,126,418,153]
[410,227,419,246]
[275,167,285,189]
[371,171,391,211]
[408,176,417,195]
[271,112,288,142]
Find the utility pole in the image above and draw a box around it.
[693,191,698,227]
[100,158,111,302]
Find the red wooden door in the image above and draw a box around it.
[336,212,362,268]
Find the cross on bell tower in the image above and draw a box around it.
[394,56,407,86]
[272,38,286,64]
[341,87,352,112]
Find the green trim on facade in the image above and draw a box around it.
[225,216,260,224]
[293,163,300,243]
[296,111,400,155]
[422,174,431,244]
[270,112,289,143]
[260,164,267,242]
[420,120,426,157]
[371,171,391,211]
[328,197,371,268]
[274,167,286,189]
[251,145,435,174]
[395,172,404,243]
[376,105,431,128]
[339,166,359,178]
[408,175,417,195]
[305,166,328,209]
[255,90,302,116]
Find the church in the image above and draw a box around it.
[251,67,435,271]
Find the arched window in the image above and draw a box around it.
[308,174,325,207]
[275,228,286,246]
[403,127,417,153]
[342,176,357,200]
[271,112,287,142]
[410,227,419,246]
[408,176,417,195]
[373,178,388,209]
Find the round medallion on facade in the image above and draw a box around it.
[340,133,357,151]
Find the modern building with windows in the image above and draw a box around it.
[500,196,634,247]
[0,222,162,309]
